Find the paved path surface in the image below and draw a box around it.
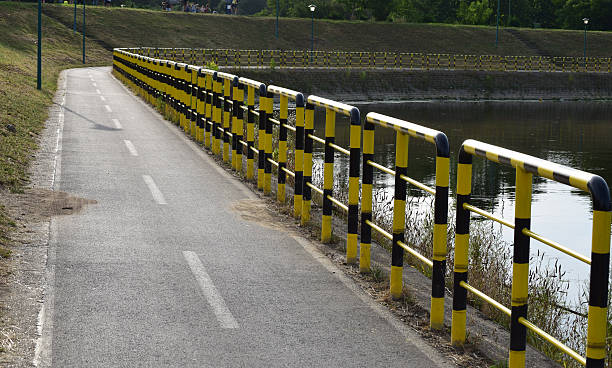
[37,67,449,367]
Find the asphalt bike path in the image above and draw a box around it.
[40,67,449,367]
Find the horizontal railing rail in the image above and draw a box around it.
[127,47,612,73]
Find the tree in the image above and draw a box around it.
[457,0,494,24]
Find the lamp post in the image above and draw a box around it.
[309,4,315,63]
[495,0,500,46]
[275,0,279,38]
[82,0,86,64]
[583,18,589,68]
[37,0,41,90]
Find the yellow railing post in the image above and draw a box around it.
[451,147,472,346]
[222,77,231,163]
[294,97,305,218]
[204,73,213,148]
[257,87,267,191]
[586,177,611,368]
[301,103,314,225]
[245,85,255,180]
[264,90,273,195]
[390,131,408,299]
[212,73,222,155]
[321,108,336,243]
[278,95,289,203]
[360,117,374,273]
[231,79,239,170]
[509,167,533,368]
[233,80,244,173]
[346,108,361,264]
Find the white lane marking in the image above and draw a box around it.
[95,89,101,94]
[142,175,167,205]
[104,105,112,112]
[123,140,138,156]
[92,82,97,87]
[182,251,239,329]
[100,96,106,101]
[112,118,122,129]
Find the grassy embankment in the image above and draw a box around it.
[0,2,108,252]
[41,4,612,57]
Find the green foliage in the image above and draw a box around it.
[260,0,612,30]
[457,0,494,25]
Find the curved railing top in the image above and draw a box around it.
[267,85,305,106]
[307,95,359,123]
[367,112,450,158]
[461,139,611,211]
[238,77,266,94]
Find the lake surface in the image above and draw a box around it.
[309,100,612,301]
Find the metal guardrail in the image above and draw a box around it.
[452,140,611,368]
[112,48,612,367]
[130,47,612,73]
[362,112,450,330]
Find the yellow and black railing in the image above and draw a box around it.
[112,48,611,367]
[452,139,611,368]
[128,47,612,74]
[266,86,306,212]
[302,96,361,264]
[361,113,450,330]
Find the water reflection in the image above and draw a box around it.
[310,101,612,299]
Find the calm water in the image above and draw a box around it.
[309,101,612,299]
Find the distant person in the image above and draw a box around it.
[104,0,111,7]
[182,0,188,11]
[231,0,237,14]
[225,0,231,14]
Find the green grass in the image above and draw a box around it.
[0,2,109,248]
[39,3,612,57]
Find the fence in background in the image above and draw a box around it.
[112,47,611,367]
[128,47,612,73]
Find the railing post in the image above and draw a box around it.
[586,177,611,368]
[301,103,314,225]
[212,73,222,155]
[390,131,408,299]
[189,68,197,138]
[257,87,267,191]
[509,167,533,368]
[222,78,232,163]
[321,108,336,243]
[231,78,239,170]
[196,69,204,143]
[293,96,305,218]
[244,85,255,180]
[234,79,244,173]
[431,134,450,330]
[204,73,213,148]
[346,108,361,264]
[264,90,273,195]
[452,147,472,346]
[278,95,288,203]
[360,117,375,273]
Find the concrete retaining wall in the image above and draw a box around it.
[222,67,612,101]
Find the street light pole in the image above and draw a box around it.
[495,0,500,46]
[37,0,42,90]
[275,0,279,38]
[583,18,589,68]
[82,0,86,64]
[309,4,315,62]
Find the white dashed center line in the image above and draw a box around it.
[100,96,106,102]
[123,140,138,156]
[182,251,239,329]
[142,175,167,205]
[112,118,122,129]
[104,105,112,112]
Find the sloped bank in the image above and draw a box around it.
[222,67,612,101]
